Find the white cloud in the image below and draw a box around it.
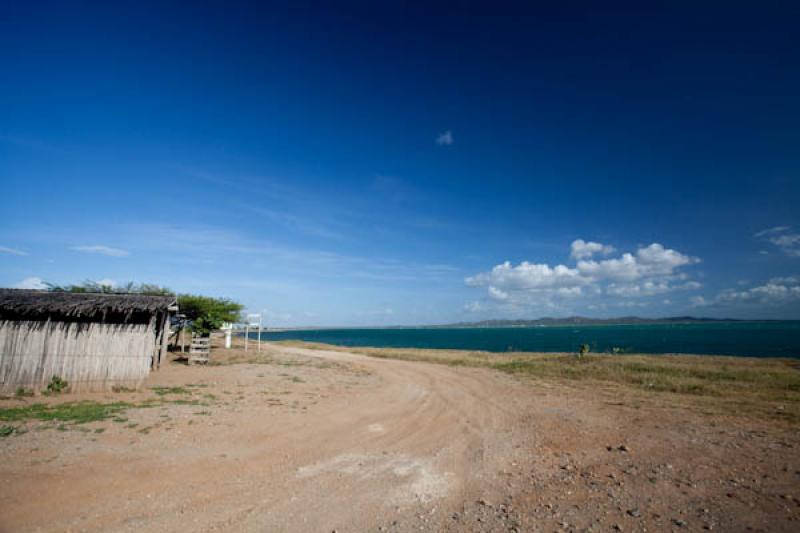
[606,280,701,298]
[466,240,700,308]
[13,277,47,289]
[466,261,585,290]
[689,296,708,307]
[770,233,800,257]
[435,130,454,146]
[94,278,117,288]
[488,286,509,300]
[71,245,130,257]
[718,278,800,304]
[771,276,800,284]
[570,239,615,260]
[0,246,27,256]
[754,226,790,238]
[697,276,800,309]
[577,244,698,282]
[463,301,484,313]
[755,226,800,257]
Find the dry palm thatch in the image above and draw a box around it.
[0,289,175,323]
[0,290,176,392]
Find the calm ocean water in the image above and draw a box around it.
[259,322,800,358]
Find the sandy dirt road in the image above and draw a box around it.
[1,343,799,532]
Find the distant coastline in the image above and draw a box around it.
[265,316,793,332]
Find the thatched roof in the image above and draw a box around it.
[0,289,176,323]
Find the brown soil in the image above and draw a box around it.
[1,340,799,532]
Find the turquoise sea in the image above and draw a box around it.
[259,322,800,358]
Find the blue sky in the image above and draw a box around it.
[1,1,799,325]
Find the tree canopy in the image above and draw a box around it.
[177,294,243,335]
[45,280,173,296]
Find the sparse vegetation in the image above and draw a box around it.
[275,340,800,422]
[150,386,191,396]
[578,343,590,358]
[15,387,34,397]
[44,376,68,395]
[0,401,135,425]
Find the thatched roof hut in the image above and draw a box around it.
[0,289,177,393]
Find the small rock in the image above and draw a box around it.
[618,445,630,452]
[673,519,687,527]
[627,508,642,518]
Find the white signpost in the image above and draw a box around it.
[244,313,262,352]
[221,322,233,349]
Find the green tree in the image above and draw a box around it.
[45,280,174,296]
[177,294,243,336]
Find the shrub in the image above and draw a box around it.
[45,375,68,395]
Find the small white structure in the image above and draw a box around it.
[221,322,233,349]
[244,313,262,352]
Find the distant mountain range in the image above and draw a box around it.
[427,316,747,328]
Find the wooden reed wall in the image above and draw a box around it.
[0,319,155,392]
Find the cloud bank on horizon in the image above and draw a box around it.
[465,240,703,313]
[463,237,800,319]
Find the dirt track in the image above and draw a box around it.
[1,343,799,532]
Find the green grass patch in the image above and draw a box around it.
[0,401,134,425]
[150,386,191,396]
[169,399,205,406]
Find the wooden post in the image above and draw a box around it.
[150,315,159,370]
[160,311,170,368]
[155,311,169,369]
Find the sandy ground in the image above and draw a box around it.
[1,341,799,532]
